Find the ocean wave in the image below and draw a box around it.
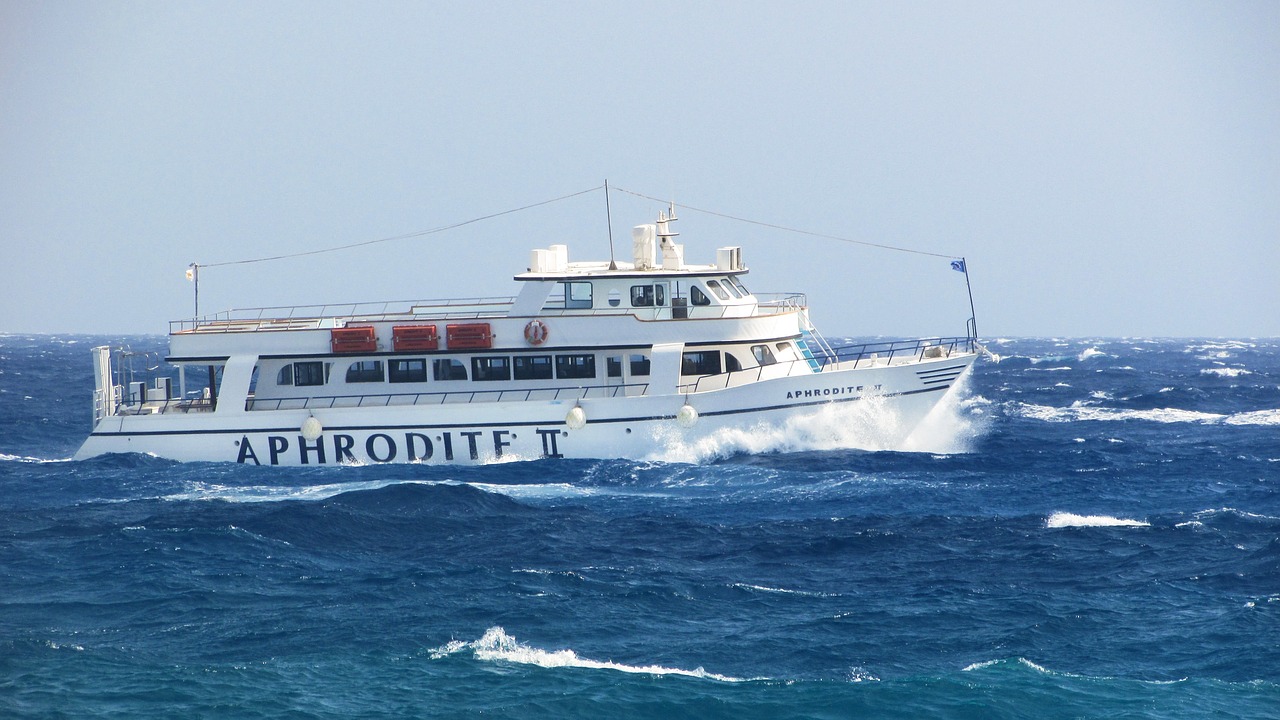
[731,583,838,598]
[428,627,752,682]
[1079,347,1108,361]
[1046,512,1149,528]
[1201,367,1252,378]
[162,478,439,503]
[0,453,72,463]
[1010,402,1280,426]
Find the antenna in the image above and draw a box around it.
[605,180,617,270]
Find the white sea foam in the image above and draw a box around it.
[1201,367,1252,378]
[1014,402,1280,427]
[731,583,837,598]
[429,627,750,682]
[1046,512,1149,528]
[1078,347,1108,361]
[646,380,985,463]
[0,453,71,463]
[163,478,438,503]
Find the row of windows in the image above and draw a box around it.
[549,277,751,310]
[275,342,791,388]
[276,353,653,387]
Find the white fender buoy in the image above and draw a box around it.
[565,406,587,430]
[301,415,323,441]
[676,404,699,428]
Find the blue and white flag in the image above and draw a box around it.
[950,259,966,273]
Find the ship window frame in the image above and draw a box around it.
[345,360,385,383]
[564,281,594,309]
[630,285,655,307]
[471,356,511,382]
[629,354,651,377]
[729,276,750,296]
[721,278,744,299]
[555,353,596,380]
[681,351,722,377]
[513,355,553,380]
[606,355,622,378]
[690,285,711,306]
[705,280,731,301]
[432,358,468,381]
[752,344,777,366]
[294,361,327,387]
[725,353,742,372]
[389,358,428,383]
[277,365,294,386]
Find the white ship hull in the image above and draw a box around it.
[75,354,973,465]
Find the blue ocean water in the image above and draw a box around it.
[1,335,1277,718]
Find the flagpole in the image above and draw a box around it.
[960,257,977,342]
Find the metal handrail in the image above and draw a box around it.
[676,336,976,394]
[245,382,650,411]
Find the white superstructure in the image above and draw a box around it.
[75,211,978,465]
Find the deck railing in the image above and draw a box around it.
[245,382,650,411]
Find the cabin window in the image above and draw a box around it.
[514,355,553,380]
[706,280,731,301]
[294,361,327,387]
[629,354,651,376]
[608,289,621,307]
[721,279,744,298]
[277,365,293,386]
[630,285,654,307]
[556,353,596,379]
[725,353,742,372]
[433,358,468,381]
[389,359,427,383]
[346,360,384,383]
[606,356,622,378]
[690,286,711,306]
[472,356,511,381]
[681,351,722,376]
[752,345,777,365]
[565,282,593,309]
[729,276,750,296]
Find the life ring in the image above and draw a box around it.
[524,319,549,346]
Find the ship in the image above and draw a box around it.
[75,208,978,465]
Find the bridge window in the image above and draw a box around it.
[564,282,593,309]
[706,280,731,301]
[752,344,777,365]
[472,356,511,381]
[433,358,468,381]
[514,355,553,380]
[346,360,384,383]
[729,276,750,296]
[721,279,743,298]
[631,285,654,307]
[389,359,427,383]
[556,353,596,379]
[690,285,711,306]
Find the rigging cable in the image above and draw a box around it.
[610,185,959,260]
[197,184,603,269]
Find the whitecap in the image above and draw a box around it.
[731,583,837,598]
[1046,512,1149,528]
[1201,367,1252,378]
[428,627,752,682]
[1078,347,1108,361]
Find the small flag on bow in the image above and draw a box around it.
[950,259,966,273]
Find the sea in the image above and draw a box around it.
[1,335,1277,719]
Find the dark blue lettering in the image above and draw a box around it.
[333,434,356,463]
[536,428,563,458]
[406,432,433,462]
[461,431,482,460]
[492,430,512,458]
[299,435,326,465]
[442,432,454,461]
[236,436,260,465]
[366,433,397,463]
[268,435,289,465]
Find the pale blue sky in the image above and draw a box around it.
[2,1,1276,337]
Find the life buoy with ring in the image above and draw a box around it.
[524,319,549,346]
